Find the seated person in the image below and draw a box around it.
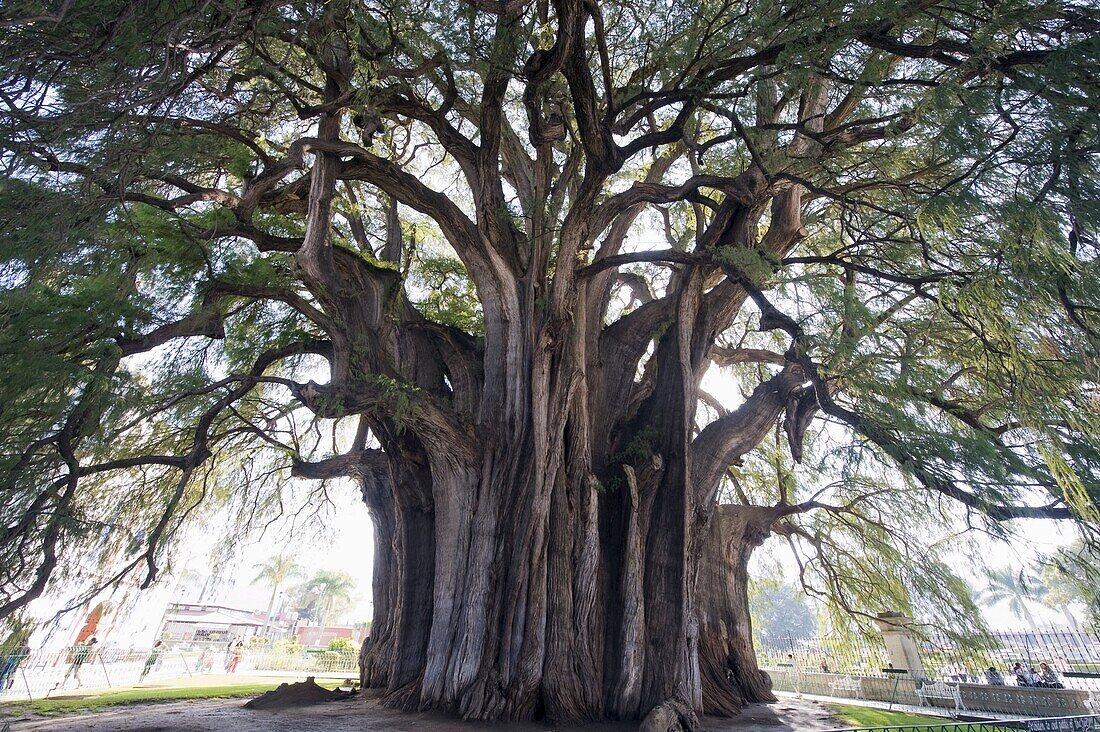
[984,667,1006,685]
[1038,662,1065,689]
[1013,662,1036,686]
[1021,665,1044,686]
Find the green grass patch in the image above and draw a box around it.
[1,680,344,717]
[828,703,953,728]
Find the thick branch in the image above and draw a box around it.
[692,366,806,503]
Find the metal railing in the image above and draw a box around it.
[759,627,1100,718]
[759,627,1100,682]
[828,713,1099,732]
[0,646,359,701]
[919,628,1100,681]
[757,632,893,680]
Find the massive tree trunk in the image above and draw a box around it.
[341,301,801,723]
[697,505,778,715]
[306,177,807,723]
[356,454,399,688]
[355,440,786,723]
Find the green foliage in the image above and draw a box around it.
[291,571,357,628]
[0,614,33,654]
[603,427,659,491]
[609,427,658,469]
[327,636,355,652]
[716,247,774,282]
[407,252,483,335]
[978,568,1044,630]
[273,638,304,655]
[252,556,303,591]
[1039,542,1100,626]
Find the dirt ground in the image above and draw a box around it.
[3,692,840,731]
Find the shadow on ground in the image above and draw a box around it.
[3,689,839,731]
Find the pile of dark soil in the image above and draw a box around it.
[244,677,358,710]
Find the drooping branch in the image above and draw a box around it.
[730,267,1081,523]
[116,303,227,356]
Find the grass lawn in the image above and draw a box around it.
[828,703,954,728]
[0,679,345,717]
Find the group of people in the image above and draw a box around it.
[805,653,1076,691]
[2,636,104,693]
[137,636,246,677]
[985,660,1060,686]
[978,660,1068,688]
[0,633,256,696]
[224,638,245,673]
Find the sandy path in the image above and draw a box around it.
[3,693,839,732]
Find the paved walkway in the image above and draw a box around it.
[4,692,840,731]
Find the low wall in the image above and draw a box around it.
[766,669,1094,716]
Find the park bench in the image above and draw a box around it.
[829,675,862,696]
[916,680,966,715]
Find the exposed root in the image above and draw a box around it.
[639,697,700,732]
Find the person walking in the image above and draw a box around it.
[60,637,98,689]
[225,640,244,674]
[0,643,29,690]
[139,640,165,681]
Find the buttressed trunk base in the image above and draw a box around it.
[355,457,774,724]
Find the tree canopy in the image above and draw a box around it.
[1,0,1099,721]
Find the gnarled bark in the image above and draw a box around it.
[697,505,778,715]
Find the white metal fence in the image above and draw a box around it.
[0,646,359,701]
[759,627,1100,718]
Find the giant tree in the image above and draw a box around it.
[1,0,1099,725]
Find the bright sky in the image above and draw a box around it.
[171,477,377,625]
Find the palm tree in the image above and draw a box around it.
[251,556,302,640]
[296,571,356,647]
[1039,542,1100,633]
[979,567,1043,633]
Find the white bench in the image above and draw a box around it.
[830,675,861,696]
[916,680,966,715]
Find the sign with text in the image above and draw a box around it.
[1027,717,1098,732]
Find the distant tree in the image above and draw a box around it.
[294,571,357,646]
[1039,542,1100,631]
[748,573,817,643]
[251,556,302,639]
[0,614,33,654]
[170,567,206,603]
[979,568,1044,632]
